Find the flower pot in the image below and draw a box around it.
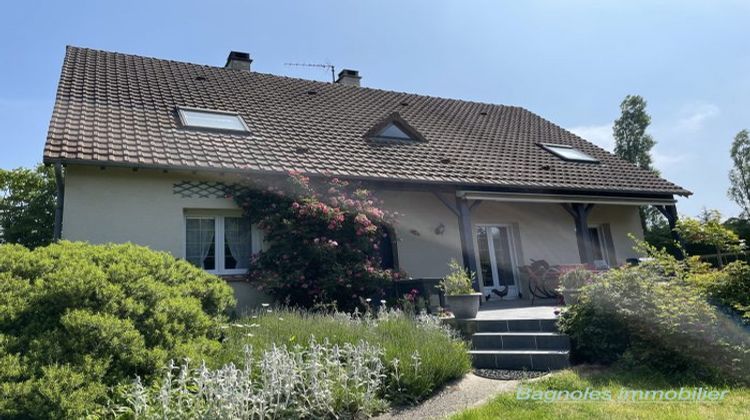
[561,289,581,306]
[445,293,483,319]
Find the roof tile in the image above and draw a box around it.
[44,46,690,196]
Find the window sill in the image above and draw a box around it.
[206,269,249,276]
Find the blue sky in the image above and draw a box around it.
[1,0,748,218]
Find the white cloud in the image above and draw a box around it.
[652,148,688,169]
[569,123,689,170]
[568,124,614,151]
[675,103,720,132]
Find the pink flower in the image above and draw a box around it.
[355,213,371,226]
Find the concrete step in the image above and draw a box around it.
[472,332,570,351]
[475,318,558,333]
[470,349,570,371]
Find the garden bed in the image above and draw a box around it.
[113,308,472,418]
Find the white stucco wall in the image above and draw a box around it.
[63,166,241,257]
[377,191,463,278]
[63,165,645,301]
[471,201,643,268]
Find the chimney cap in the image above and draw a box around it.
[338,69,359,77]
[336,69,361,86]
[225,51,253,71]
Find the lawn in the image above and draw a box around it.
[452,367,750,420]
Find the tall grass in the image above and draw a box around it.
[214,308,471,404]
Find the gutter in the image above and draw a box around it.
[53,163,65,241]
[42,157,692,198]
[456,190,677,206]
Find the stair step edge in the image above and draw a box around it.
[472,332,566,336]
[470,350,569,355]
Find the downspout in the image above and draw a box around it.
[53,162,65,241]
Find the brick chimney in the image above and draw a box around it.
[335,69,361,87]
[225,51,252,71]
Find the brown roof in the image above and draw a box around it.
[44,46,690,197]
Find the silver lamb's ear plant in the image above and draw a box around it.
[411,351,422,376]
[115,336,390,419]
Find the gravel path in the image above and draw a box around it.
[375,373,520,420]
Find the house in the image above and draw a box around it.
[43,46,690,308]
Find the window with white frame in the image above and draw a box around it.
[588,224,615,268]
[186,215,253,274]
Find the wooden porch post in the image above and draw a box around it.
[562,203,595,264]
[654,204,684,259]
[456,197,480,291]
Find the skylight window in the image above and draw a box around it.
[375,122,413,140]
[177,107,249,132]
[539,143,599,163]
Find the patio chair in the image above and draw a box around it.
[520,259,564,305]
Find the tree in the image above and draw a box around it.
[728,129,750,216]
[724,216,750,243]
[0,165,56,248]
[613,95,656,171]
[613,95,660,231]
[675,209,744,268]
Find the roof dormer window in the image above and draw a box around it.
[539,143,599,163]
[177,107,249,132]
[376,122,412,140]
[365,112,425,142]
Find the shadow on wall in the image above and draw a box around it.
[228,281,273,316]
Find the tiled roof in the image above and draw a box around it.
[44,46,690,197]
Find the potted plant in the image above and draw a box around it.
[438,259,482,319]
[558,267,593,305]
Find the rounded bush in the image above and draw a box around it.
[559,266,750,384]
[0,241,235,418]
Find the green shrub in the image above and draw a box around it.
[559,266,750,384]
[215,308,471,405]
[0,241,235,418]
[690,261,750,323]
[438,259,476,296]
[558,267,593,290]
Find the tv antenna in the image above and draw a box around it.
[284,62,336,82]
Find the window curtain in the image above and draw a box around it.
[225,217,252,269]
[199,219,215,269]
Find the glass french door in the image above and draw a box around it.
[475,225,519,299]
